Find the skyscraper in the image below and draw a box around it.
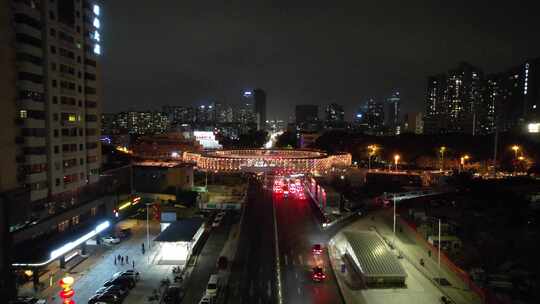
[364,99,384,133]
[385,92,401,135]
[253,89,267,130]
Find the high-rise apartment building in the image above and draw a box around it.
[325,103,345,122]
[1,0,112,294]
[163,105,196,125]
[402,112,423,134]
[195,104,215,124]
[1,0,103,208]
[424,62,484,134]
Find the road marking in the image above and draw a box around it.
[267,280,271,296]
[295,272,298,279]
[250,281,254,296]
[297,287,301,295]
[284,254,288,265]
[272,197,284,304]
[299,254,304,265]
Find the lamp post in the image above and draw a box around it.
[439,146,446,172]
[511,145,520,174]
[460,155,469,172]
[367,145,378,171]
[394,154,400,172]
[145,202,153,263]
[393,194,397,246]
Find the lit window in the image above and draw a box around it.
[93,4,100,16]
[93,31,100,42]
[19,110,28,118]
[93,44,101,55]
[68,114,76,122]
[93,17,100,29]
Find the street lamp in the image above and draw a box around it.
[460,154,470,172]
[394,154,400,171]
[511,145,520,174]
[511,145,520,159]
[439,146,446,172]
[367,145,378,171]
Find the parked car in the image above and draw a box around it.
[10,297,46,304]
[88,293,122,304]
[101,236,121,245]
[103,276,135,289]
[117,228,132,239]
[95,285,128,298]
[212,219,221,228]
[206,274,220,297]
[112,270,140,281]
[198,296,213,304]
[162,284,184,304]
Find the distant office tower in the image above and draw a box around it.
[195,104,215,124]
[365,99,384,132]
[163,105,196,124]
[253,89,267,130]
[325,103,345,122]
[295,105,319,124]
[385,92,401,135]
[234,92,256,124]
[402,112,423,134]
[214,102,233,123]
[424,62,484,134]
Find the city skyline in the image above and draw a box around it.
[101,0,540,119]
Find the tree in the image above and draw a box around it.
[275,131,297,148]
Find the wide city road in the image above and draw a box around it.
[227,177,277,304]
[274,179,343,304]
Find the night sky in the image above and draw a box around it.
[102,0,540,121]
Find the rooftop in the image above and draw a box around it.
[154,218,204,242]
[344,231,407,278]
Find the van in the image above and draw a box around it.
[206,274,219,297]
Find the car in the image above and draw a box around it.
[117,228,132,239]
[163,285,184,304]
[199,296,213,304]
[112,270,140,281]
[206,274,219,297]
[103,276,135,289]
[215,214,224,221]
[440,296,453,304]
[88,293,122,304]
[10,297,47,304]
[312,244,323,255]
[212,219,221,228]
[95,285,128,298]
[312,266,326,282]
[101,236,121,245]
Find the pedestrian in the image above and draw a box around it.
[121,256,124,265]
[114,256,117,265]
[132,260,135,269]
[428,250,432,257]
[126,255,129,264]
[141,243,145,255]
[118,254,121,261]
